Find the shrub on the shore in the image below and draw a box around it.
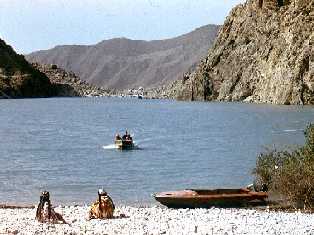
[253,124,314,208]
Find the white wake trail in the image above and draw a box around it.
[102,144,118,150]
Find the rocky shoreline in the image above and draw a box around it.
[31,63,172,100]
[1,205,314,234]
[32,63,111,97]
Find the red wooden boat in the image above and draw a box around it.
[153,188,268,208]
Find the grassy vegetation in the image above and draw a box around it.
[253,124,314,209]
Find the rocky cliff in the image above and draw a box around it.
[175,0,313,105]
[32,63,110,97]
[0,38,54,98]
[26,25,219,90]
[0,38,108,98]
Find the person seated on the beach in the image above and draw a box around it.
[88,189,115,220]
[115,133,121,140]
[35,191,66,224]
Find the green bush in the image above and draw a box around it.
[253,124,314,208]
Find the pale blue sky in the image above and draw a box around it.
[0,0,245,54]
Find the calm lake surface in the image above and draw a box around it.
[0,97,313,205]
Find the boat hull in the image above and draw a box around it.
[154,188,268,208]
[115,139,134,150]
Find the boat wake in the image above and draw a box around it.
[102,144,118,150]
[134,138,152,144]
[132,143,141,150]
[282,129,304,133]
[272,129,304,134]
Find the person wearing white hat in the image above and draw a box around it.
[88,189,115,219]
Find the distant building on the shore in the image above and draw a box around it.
[126,87,147,98]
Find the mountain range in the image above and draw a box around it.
[26,25,220,90]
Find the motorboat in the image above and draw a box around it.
[114,132,134,150]
[114,139,134,150]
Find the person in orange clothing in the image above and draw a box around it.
[88,189,115,219]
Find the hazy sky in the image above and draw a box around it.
[0,0,245,54]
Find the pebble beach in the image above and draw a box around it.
[1,205,314,235]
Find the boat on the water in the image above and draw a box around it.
[114,139,134,150]
[153,188,268,208]
[114,131,134,150]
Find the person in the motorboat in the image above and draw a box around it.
[123,130,132,140]
[122,131,128,140]
[125,131,132,141]
[115,133,121,141]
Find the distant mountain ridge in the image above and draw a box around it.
[26,25,220,90]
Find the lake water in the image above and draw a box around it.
[0,97,313,206]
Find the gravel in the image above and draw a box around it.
[1,205,314,235]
